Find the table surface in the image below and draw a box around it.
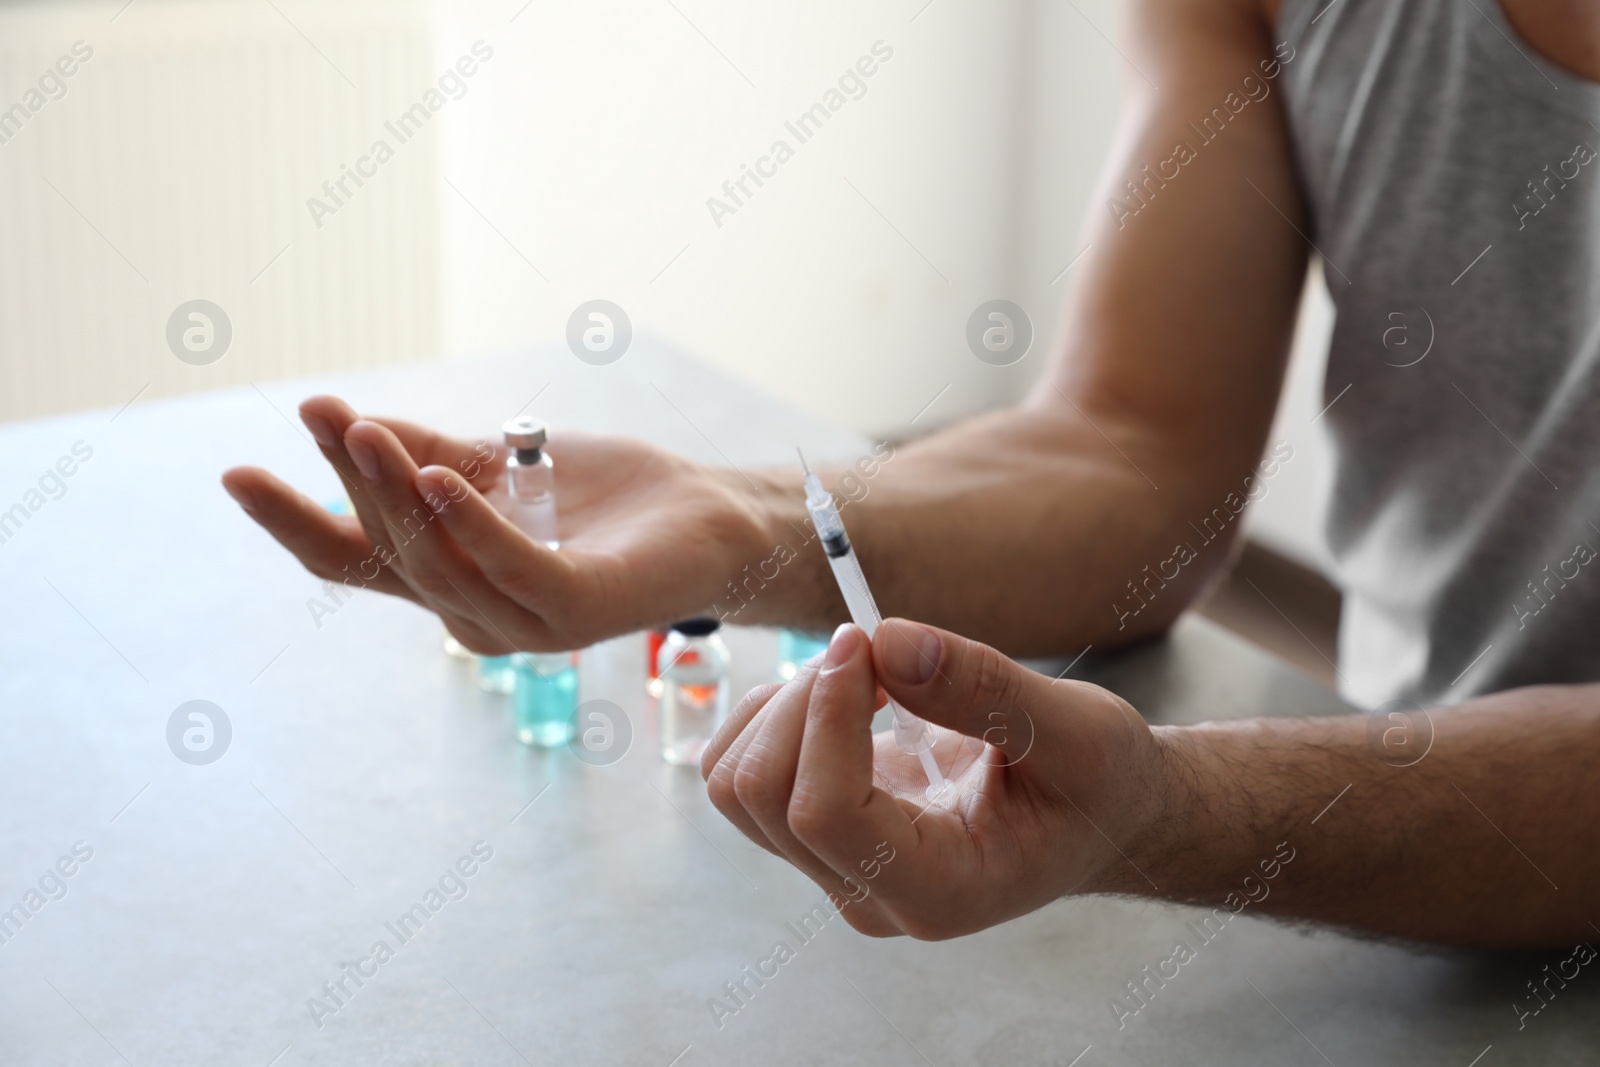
[1,343,1593,1066]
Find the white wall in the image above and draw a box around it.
[0,0,440,423]
[432,0,1126,438]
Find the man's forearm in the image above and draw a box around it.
[1126,684,1600,947]
[710,0,1308,655]
[732,400,1263,657]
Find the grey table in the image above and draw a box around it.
[1,343,1592,1066]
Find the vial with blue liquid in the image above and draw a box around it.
[513,651,579,746]
[477,654,517,693]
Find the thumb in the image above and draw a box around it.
[872,619,1056,762]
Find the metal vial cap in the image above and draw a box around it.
[502,416,548,450]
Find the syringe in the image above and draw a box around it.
[798,450,951,802]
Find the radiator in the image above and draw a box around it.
[0,0,440,424]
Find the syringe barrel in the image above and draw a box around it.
[826,552,934,756]
[826,551,884,635]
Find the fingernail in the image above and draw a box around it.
[823,623,861,669]
[302,412,339,449]
[345,435,380,481]
[879,620,941,685]
[222,481,258,512]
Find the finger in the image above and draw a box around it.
[413,465,576,642]
[365,416,503,491]
[789,625,918,887]
[732,670,822,855]
[705,672,826,857]
[704,674,857,859]
[224,467,510,651]
[704,668,873,867]
[872,618,1057,763]
[298,396,400,573]
[342,420,531,647]
[702,682,784,781]
[220,466,416,600]
[703,682,791,859]
[726,654,899,931]
[700,645,826,778]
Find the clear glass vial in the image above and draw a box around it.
[513,651,579,746]
[658,617,730,766]
[776,628,830,681]
[645,627,669,698]
[501,415,559,548]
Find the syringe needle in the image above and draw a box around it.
[796,446,811,473]
[799,462,952,805]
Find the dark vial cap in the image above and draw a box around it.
[668,617,721,637]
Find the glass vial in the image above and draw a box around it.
[645,627,669,698]
[501,416,559,548]
[776,629,830,681]
[658,617,730,766]
[513,651,578,746]
[477,654,517,693]
[474,417,559,690]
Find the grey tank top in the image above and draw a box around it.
[1277,0,1600,707]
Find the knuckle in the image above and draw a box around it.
[475,553,523,592]
[836,906,903,939]
[732,762,783,815]
[733,684,782,721]
[406,566,456,601]
[1063,679,1137,724]
[895,913,955,942]
[705,759,741,816]
[302,560,340,583]
[784,789,836,845]
[967,641,1025,710]
[885,898,971,942]
[448,630,504,656]
[478,549,547,606]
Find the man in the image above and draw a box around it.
[222,0,1600,948]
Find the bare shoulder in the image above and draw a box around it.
[1125,0,1281,34]
[1121,0,1286,71]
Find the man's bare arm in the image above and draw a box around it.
[698,0,1600,952]
[1117,686,1600,947]
[223,0,1306,658]
[741,0,1309,655]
